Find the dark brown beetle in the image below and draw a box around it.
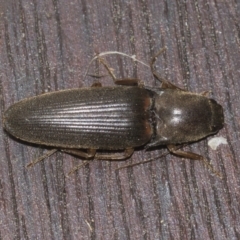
[3,49,224,173]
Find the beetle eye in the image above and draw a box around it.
[211,125,219,132]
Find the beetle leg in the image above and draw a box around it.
[61,149,96,175]
[153,71,184,90]
[167,144,207,160]
[152,70,185,90]
[150,48,186,91]
[98,57,117,80]
[95,148,134,160]
[91,81,102,87]
[26,149,58,168]
[98,57,141,86]
[67,148,134,175]
[150,47,167,66]
[68,160,93,175]
[167,145,222,178]
[199,90,210,97]
[62,148,97,159]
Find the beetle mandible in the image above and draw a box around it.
[3,48,224,174]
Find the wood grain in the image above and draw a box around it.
[0,0,239,239]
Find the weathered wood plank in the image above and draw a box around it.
[0,0,239,239]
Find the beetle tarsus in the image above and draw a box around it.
[68,160,92,176]
[150,47,167,70]
[26,149,58,168]
[199,90,210,97]
[167,144,222,178]
[150,47,185,91]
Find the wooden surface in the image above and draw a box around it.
[0,0,239,239]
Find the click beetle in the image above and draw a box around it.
[3,49,224,174]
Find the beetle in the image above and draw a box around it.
[3,49,224,174]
